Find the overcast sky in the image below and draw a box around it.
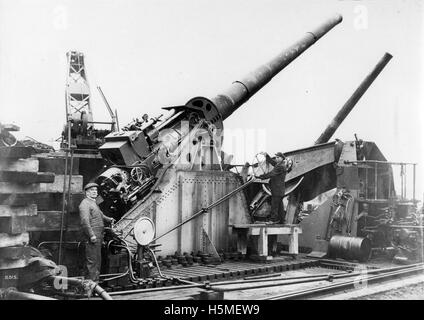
[1,0,423,200]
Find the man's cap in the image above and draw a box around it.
[275,152,285,159]
[84,182,99,191]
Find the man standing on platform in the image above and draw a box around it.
[79,182,114,282]
[255,152,288,224]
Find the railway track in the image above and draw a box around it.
[259,262,424,300]
[95,259,424,300]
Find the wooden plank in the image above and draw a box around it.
[258,228,268,256]
[0,171,55,183]
[0,192,84,212]
[233,223,300,228]
[105,287,207,300]
[23,211,81,232]
[0,246,31,260]
[40,175,83,193]
[38,157,79,175]
[0,268,20,288]
[288,231,299,254]
[0,233,29,248]
[0,258,28,270]
[0,211,81,234]
[0,146,34,159]
[0,175,83,193]
[0,204,37,217]
[0,158,39,172]
[0,216,27,234]
[247,226,302,236]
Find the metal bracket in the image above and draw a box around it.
[201,227,220,259]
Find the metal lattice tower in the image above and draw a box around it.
[65,51,93,127]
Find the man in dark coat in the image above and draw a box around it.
[79,182,114,282]
[256,152,288,224]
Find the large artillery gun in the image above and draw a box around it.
[246,52,412,262]
[3,12,419,300]
[95,14,343,224]
[0,15,346,296]
[254,51,422,262]
[247,52,393,219]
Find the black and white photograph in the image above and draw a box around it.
[0,0,423,306]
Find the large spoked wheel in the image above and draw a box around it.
[252,153,272,194]
[252,153,270,177]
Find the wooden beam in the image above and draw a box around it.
[0,175,83,193]
[0,268,20,288]
[0,210,81,234]
[233,224,302,257]
[26,211,81,232]
[0,192,84,212]
[0,204,37,217]
[257,228,268,256]
[249,227,302,236]
[0,217,27,234]
[38,157,79,175]
[0,158,39,172]
[41,175,83,193]
[0,258,28,270]
[0,233,29,248]
[236,225,303,236]
[0,146,34,159]
[0,246,31,260]
[24,211,81,232]
[0,171,55,183]
[288,227,300,254]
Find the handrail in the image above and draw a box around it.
[151,178,256,243]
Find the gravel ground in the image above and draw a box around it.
[352,282,424,300]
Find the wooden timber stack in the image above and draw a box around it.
[0,145,91,286]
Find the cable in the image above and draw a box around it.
[58,118,71,266]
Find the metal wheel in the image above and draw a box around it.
[133,217,156,246]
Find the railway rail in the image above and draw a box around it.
[86,259,424,300]
[263,263,424,300]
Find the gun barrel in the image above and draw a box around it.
[315,52,393,144]
[211,14,343,120]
